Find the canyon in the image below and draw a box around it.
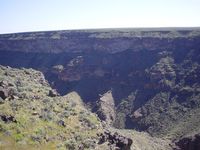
[0,28,200,149]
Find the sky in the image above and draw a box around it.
[0,0,200,34]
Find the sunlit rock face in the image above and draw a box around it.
[0,28,200,140]
[96,90,116,126]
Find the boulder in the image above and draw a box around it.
[174,133,200,150]
[48,89,60,97]
[57,120,66,127]
[0,87,9,99]
[0,80,8,87]
[0,97,4,104]
[0,114,17,123]
[98,130,133,150]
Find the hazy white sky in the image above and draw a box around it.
[0,0,200,34]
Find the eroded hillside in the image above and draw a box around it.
[0,65,173,150]
[0,65,103,149]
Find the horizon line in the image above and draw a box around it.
[1,26,200,35]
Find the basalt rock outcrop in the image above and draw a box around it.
[0,28,200,147]
[96,91,116,126]
[174,133,200,150]
[0,79,17,101]
[98,130,133,150]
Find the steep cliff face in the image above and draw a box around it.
[0,28,200,143]
[0,28,200,53]
[96,91,116,126]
